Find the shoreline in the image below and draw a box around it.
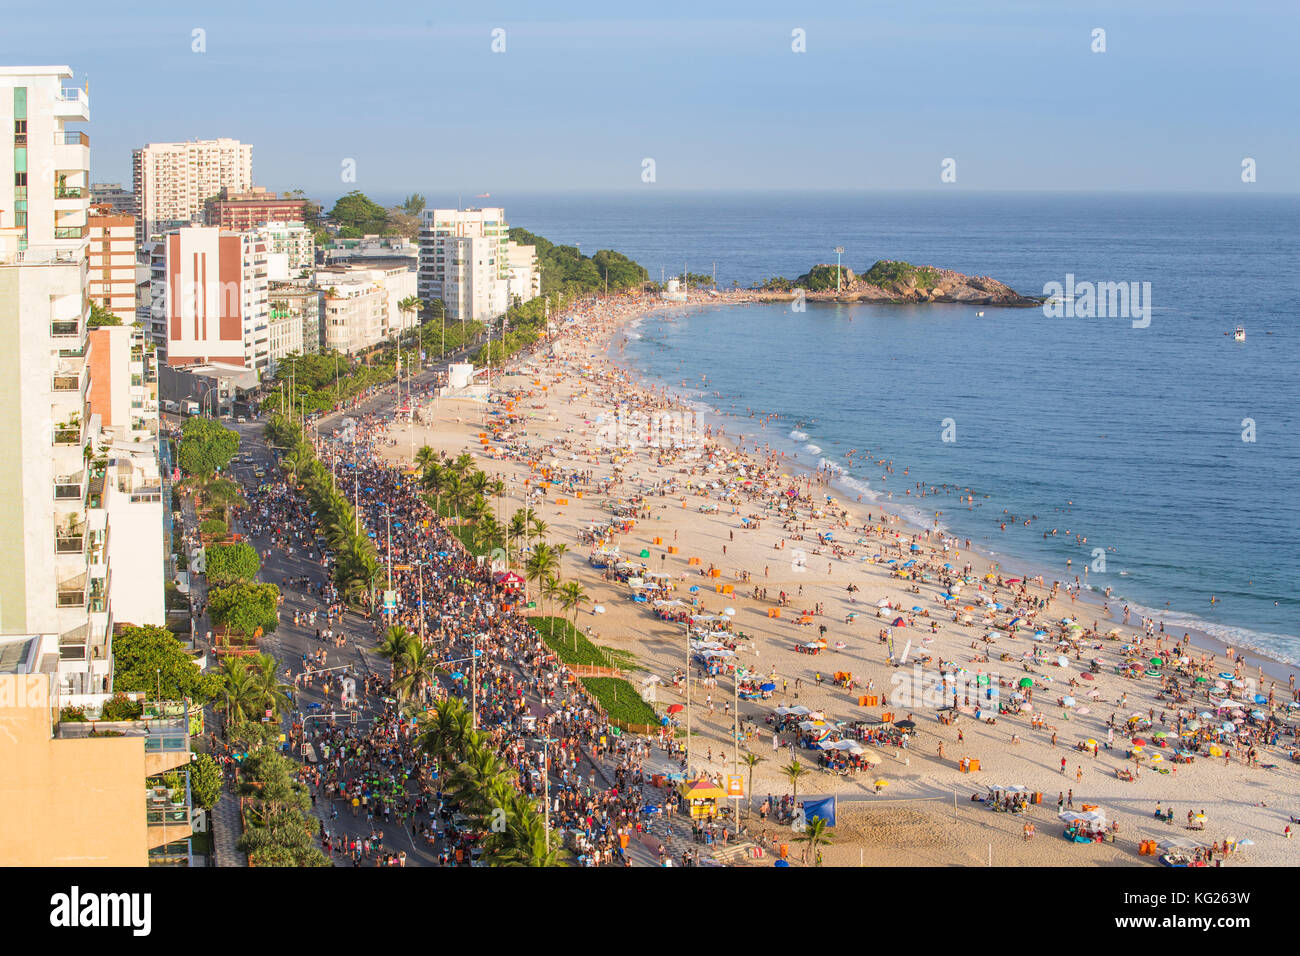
[374,290,1298,866]
[609,298,1297,682]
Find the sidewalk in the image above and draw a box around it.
[210,786,246,867]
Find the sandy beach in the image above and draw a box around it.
[372,292,1300,867]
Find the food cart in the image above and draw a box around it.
[678,778,727,819]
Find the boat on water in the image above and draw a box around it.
[1233,326,1245,342]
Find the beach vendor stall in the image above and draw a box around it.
[678,778,727,819]
[1060,807,1109,843]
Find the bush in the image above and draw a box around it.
[100,692,143,721]
[209,580,280,637]
[531,617,608,668]
[200,518,228,540]
[188,753,224,810]
[60,705,88,722]
[205,542,260,585]
[581,678,659,727]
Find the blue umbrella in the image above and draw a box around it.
[689,586,700,593]
[774,859,790,867]
[760,683,776,692]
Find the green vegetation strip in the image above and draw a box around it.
[529,618,657,725]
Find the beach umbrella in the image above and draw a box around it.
[760,683,776,692]
[1150,657,1163,667]
[667,704,684,714]
[1018,677,1034,688]
[912,606,924,612]
[1057,655,1070,668]
[1220,722,1235,733]
[1217,672,1235,680]
[1153,731,1169,739]
[1250,710,1266,720]
[1194,676,1208,683]
[892,617,906,627]
[893,719,916,729]
[1186,720,1201,730]
[874,779,890,788]
[1063,696,1076,707]
[723,607,736,616]
[1132,737,1147,746]
[876,599,891,608]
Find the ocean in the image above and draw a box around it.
[489,191,1299,666]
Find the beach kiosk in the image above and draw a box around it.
[678,778,727,819]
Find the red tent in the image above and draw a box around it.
[493,571,525,588]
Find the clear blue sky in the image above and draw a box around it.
[6,0,1298,201]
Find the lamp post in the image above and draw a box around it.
[833,246,845,294]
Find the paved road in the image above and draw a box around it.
[207,342,739,866]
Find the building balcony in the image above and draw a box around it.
[55,532,85,554]
[50,318,81,338]
[52,426,82,446]
[54,472,85,500]
[54,88,90,122]
[52,372,81,392]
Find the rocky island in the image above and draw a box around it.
[755,259,1040,306]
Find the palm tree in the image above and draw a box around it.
[471,514,503,553]
[541,574,562,630]
[782,759,809,804]
[391,640,438,703]
[249,653,293,719]
[551,543,568,580]
[217,657,261,733]
[557,580,589,647]
[377,625,418,674]
[740,751,765,818]
[419,697,474,763]
[461,493,490,525]
[484,796,561,866]
[414,444,438,475]
[795,816,834,865]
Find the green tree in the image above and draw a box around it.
[177,417,240,478]
[209,581,281,638]
[189,753,224,810]
[401,193,426,215]
[741,751,765,817]
[782,759,809,803]
[328,190,388,234]
[204,542,261,585]
[795,815,834,865]
[112,625,223,704]
[87,302,123,327]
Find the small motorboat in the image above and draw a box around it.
[1232,326,1245,342]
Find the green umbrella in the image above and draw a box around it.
[1018,677,1034,688]
[1150,657,1163,666]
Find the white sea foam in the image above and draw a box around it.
[804,444,822,456]
[789,429,808,441]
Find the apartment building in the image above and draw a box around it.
[316,270,386,355]
[417,207,511,321]
[0,67,115,689]
[89,181,134,215]
[203,186,306,231]
[254,220,315,278]
[86,324,158,443]
[156,225,270,375]
[132,138,252,243]
[506,239,541,304]
[87,207,136,321]
[269,279,320,356]
[314,263,416,353]
[0,663,193,866]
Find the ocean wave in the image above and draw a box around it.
[1122,600,1299,667]
[818,458,843,475]
[789,429,808,441]
[804,444,822,456]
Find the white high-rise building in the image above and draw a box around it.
[132,138,252,244]
[417,207,511,321]
[0,67,113,692]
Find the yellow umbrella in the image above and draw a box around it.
[874,779,889,787]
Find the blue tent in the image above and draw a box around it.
[804,796,837,827]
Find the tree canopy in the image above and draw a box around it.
[111,624,224,704]
[508,227,648,297]
[209,581,281,638]
[328,190,389,235]
[204,542,261,585]
[177,417,240,478]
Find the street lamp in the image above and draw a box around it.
[833,246,845,294]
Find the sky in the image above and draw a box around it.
[5,0,1298,202]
